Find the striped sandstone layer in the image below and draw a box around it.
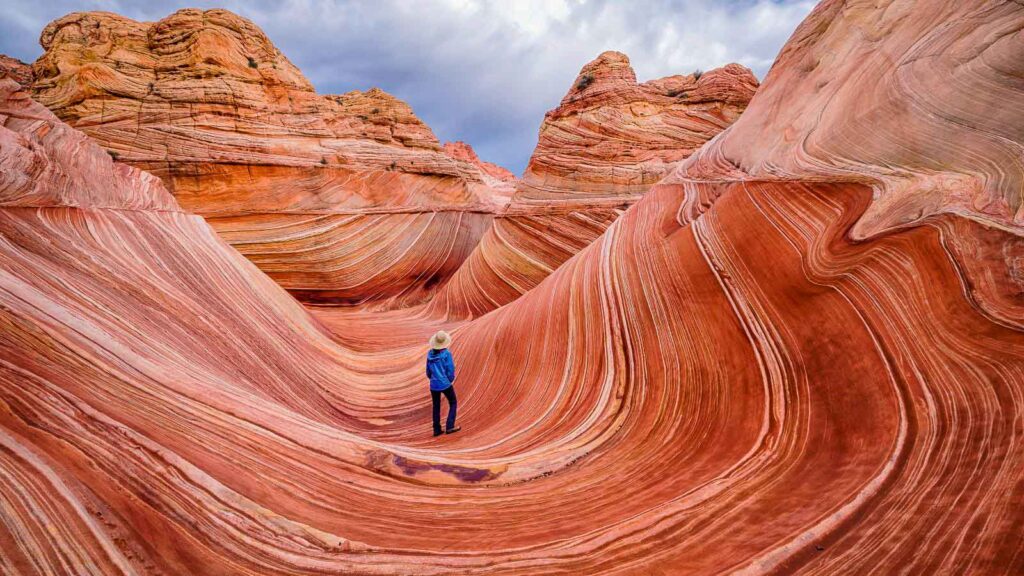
[429,52,758,318]
[443,140,518,184]
[1,0,1024,574]
[26,9,513,307]
[0,55,32,88]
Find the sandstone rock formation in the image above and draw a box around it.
[26,9,511,307]
[430,52,758,318]
[443,140,518,185]
[517,50,757,204]
[0,55,32,87]
[2,0,1024,574]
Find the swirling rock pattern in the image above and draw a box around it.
[24,9,512,306]
[431,52,758,318]
[2,1,1024,575]
[683,0,1024,240]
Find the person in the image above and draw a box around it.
[425,330,460,436]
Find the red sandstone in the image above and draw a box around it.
[23,9,513,308]
[431,51,758,318]
[0,0,1023,574]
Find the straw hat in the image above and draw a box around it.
[429,330,451,350]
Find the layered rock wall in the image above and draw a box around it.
[443,140,518,185]
[0,55,32,87]
[25,9,512,307]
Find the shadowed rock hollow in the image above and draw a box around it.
[1,0,1023,574]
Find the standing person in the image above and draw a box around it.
[426,330,460,436]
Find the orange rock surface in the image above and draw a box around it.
[0,55,32,87]
[26,9,511,307]
[430,52,758,318]
[443,140,518,185]
[2,0,1024,574]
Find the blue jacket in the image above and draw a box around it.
[426,348,455,391]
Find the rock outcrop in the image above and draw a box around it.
[1,0,1024,574]
[26,9,511,307]
[0,55,32,87]
[443,140,518,185]
[430,51,758,318]
[517,51,757,204]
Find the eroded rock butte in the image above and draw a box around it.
[429,51,758,318]
[26,8,513,308]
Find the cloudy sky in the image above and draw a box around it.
[0,0,815,174]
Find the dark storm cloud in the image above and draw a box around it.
[0,0,815,174]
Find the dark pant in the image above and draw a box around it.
[431,386,458,433]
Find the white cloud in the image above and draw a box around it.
[0,0,816,173]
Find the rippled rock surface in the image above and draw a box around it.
[1,0,1024,574]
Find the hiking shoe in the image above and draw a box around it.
[433,429,444,437]
[446,426,461,434]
